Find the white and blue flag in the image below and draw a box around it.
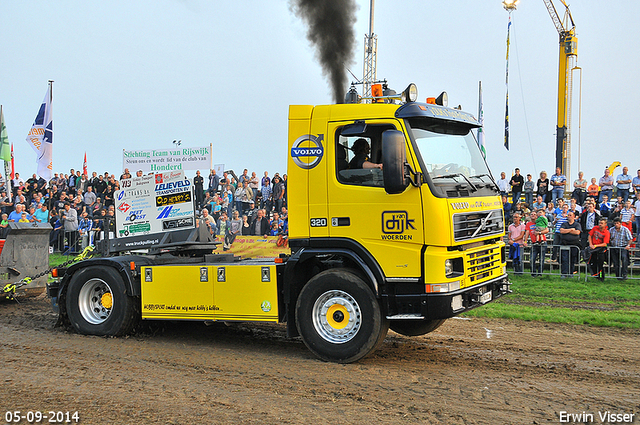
[26,83,53,180]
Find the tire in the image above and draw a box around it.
[295,269,389,363]
[390,319,446,336]
[65,266,138,336]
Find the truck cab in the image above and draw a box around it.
[285,88,508,351]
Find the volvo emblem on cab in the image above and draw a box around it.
[291,134,324,169]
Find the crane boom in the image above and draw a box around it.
[544,0,578,185]
[543,0,564,35]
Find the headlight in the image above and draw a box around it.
[445,259,453,276]
[402,83,418,103]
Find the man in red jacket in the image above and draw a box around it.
[587,217,610,281]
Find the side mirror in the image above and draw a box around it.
[382,130,408,194]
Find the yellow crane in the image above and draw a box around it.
[543,0,577,183]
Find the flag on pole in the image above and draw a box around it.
[504,17,511,151]
[1,107,10,194]
[0,106,10,162]
[10,144,14,180]
[477,82,486,159]
[83,152,88,176]
[25,83,53,180]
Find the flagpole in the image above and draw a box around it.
[503,2,518,152]
[8,143,13,203]
[477,82,486,160]
[1,104,10,201]
[49,80,53,179]
[504,15,512,151]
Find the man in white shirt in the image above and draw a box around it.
[497,172,509,197]
[615,166,632,203]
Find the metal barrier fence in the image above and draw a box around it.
[507,243,640,280]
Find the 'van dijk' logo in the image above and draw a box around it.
[291,134,324,170]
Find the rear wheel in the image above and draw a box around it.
[295,269,388,363]
[66,266,138,336]
[390,319,446,336]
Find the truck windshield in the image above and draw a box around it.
[405,118,495,195]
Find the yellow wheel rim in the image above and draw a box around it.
[313,290,362,343]
[101,292,113,309]
[326,304,350,329]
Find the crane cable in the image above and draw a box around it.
[510,15,539,178]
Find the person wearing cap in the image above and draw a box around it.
[246,200,258,221]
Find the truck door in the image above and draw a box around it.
[327,120,424,279]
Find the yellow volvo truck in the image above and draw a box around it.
[50,84,509,363]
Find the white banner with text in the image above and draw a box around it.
[123,146,211,173]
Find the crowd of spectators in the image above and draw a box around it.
[0,167,289,254]
[505,166,640,280]
[195,169,289,250]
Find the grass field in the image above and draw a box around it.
[463,273,640,329]
[48,254,640,329]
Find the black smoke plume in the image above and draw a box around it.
[290,0,358,104]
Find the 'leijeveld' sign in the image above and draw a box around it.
[115,170,195,238]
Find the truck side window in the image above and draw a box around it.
[336,124,394,188]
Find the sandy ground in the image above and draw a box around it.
[0,295,638,425]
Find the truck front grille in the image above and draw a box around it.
[467,247,501,283]
[453,209,504,242]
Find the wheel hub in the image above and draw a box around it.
[312,290,362,344]
[78,278,113,325]
[101,293,113,309]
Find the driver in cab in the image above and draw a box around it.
[349,138,383,170]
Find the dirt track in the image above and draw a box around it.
[1,295,638,425]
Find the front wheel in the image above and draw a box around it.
[295,269,388,363]
[390,319,446,336]
[65,266,138,336]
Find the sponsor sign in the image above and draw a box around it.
[115,170,195,237]
[156,191,191,207]
[122,146,211,173]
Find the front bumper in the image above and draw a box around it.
[385,274,511,320]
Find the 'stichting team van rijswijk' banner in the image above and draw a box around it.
[123,146,211,173]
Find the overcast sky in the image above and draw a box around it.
[1,0,638,183]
